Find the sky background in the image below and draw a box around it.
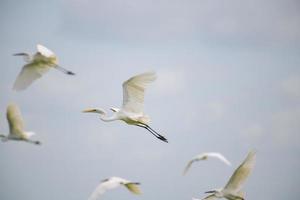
[0,0,300,199]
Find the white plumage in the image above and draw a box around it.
[13,44,75,91]
[83,72,168,143]
[183,152,231,175]
[88,176,141,200]
[0,103,41,145]
[197,151,256,200]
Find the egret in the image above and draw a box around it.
[88,176,141,200]
[13,44,75,91]
[198,151,256,200]
[83,71,168,143]
[183,152,231,175]
[0,103,41,145]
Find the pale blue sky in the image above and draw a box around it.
[0,0,300,199]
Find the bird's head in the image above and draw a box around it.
[82,108,106,115]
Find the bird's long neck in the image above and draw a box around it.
[97,110,118,122]
[14,53,33,63]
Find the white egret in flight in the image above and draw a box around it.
[83,71,168,143]
[199,151,256,200]
[183,152,231,175]
[0,103,41,145]
[13,44,75,91]
[88,176,141,200]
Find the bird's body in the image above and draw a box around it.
[0,104,41,145]
[88,176,141,200]
[13,44,75,91]
[183,152,231,175]
[83,71,168,143]
[198,151,256,200]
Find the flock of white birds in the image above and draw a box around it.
[1,44,256,200]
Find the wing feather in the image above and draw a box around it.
[37,44,55,57]
[206,152,231,166]
[184,152,231,175]
[183,160,195,175]
[88,177,141,200]
[6,104,25,138]
[13,63,50,91]
[122,72,156,113]
[224,151,256,193]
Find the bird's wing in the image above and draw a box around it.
[183,160,196,175]
[206,152,231,166]
[37,44,55,57]
[13,62,50,91]
[201,194,217,200]
[6,104,25,138]
[122,72,156,114]
[88,177,140,200]
[88,179,118,200]
[124,183,141,194]
[224,151,256,193]
[88,184,106,200]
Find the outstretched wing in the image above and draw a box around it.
[122,72,156,114]
[88,179,115,200]
[13,62,50,91]
[206,152,231,166]
[224,151,256,193]
[124,183,141,194]
[37,44,55,57]
[6,104,25,137]
[88,177,140,200]
[183,160,195,175]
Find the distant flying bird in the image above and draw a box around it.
[83,71,168,143]
[0,103,41,145]
[13,44,75,91]
[199,151,256,200]
[183,152,231,175]
[88,176,141,200]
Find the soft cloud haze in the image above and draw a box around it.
[0,0,300,200]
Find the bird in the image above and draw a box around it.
[88,176,141,200]
[0,103,41,145]
[183,152,231,175]
[13,44,75,91]
[198,151,256,200]
[83,71,168,143]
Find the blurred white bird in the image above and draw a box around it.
[88,176,141,200]
[13,44,75,91]
[198,151,256,200]
[83,71,168,143]
[0,103,41,145]
[183,152,231,175]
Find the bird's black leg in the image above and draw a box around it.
[54,65,75,75]
[136,124,168,142]
[136,124,168,143]
[144,124,168,143]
